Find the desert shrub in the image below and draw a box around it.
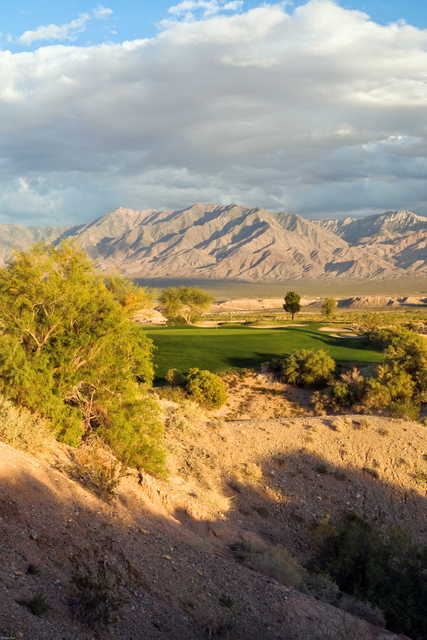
[315,463,328,474]
[165,368,185,386]
[229,540,305,588]
[162,398,206,432]
[338,595,385,627]
[310,512,427,639]
[313,368,367,413]
[157,385,188,404]
[184,368,227,408]
[0,244,164,474]
[70,437,127,500]
[303,572,340,604]
[366,328,427,397]
[17,594,50,617]
[70,557,125,627]
[0,396,54,453]
[364,362,419,419]
[365,327,405,350]
[315,328,426,418]
[282,349,335,387]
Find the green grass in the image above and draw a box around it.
[146,323,382,379]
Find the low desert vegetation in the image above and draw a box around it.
[184,368,228,408]
[69,436,128,501]
[16,593,50,617]
[313,326,427,419]
[282,349,336,387]
[165,367,227,408]
[0,395,54,453]
[310,512,427,639]
[70,555,125,627]
[228,536,390,631]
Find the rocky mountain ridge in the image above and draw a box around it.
[1,204,426,280]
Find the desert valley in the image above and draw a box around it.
[2,0,427,638]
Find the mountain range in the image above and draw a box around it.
[1,204,426,280]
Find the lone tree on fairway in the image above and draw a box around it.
[159,286,213,324]
[0,243,165,475]
[283,291,301,321]
[322,297,336,319]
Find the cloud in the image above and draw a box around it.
[168,0,244,20]
[17,6,113,46]
[93,6,114,18]
[1,0,427,224]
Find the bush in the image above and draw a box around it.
[17,594,50,617]
[161,398,206,432]
[69,437,127,500]
[310,512,427,639]
[165,368,185,386]
[70,556,125,627]
[364,362,420,419]
[184,368,227,408]
[312,369,366,413]
[366,327,427,398]
[314,327,426,418]
[282,349,335,387]
[338,595,385,627]
[229,540,305,588]
[303,572,340,604]
[0,396,54,453]
[0,244,164,474]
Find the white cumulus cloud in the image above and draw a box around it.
[17,6,113,46]
[1,0,427,224]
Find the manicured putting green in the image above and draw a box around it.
[145,324,382,379]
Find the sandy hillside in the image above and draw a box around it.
[1,375,425,639]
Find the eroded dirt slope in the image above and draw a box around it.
[1,376,425,639]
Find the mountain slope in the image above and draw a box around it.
[0,205,426,280]
[0,225,65,264]
[316,210,427,244]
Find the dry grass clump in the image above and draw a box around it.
[70,555,125,627]
[16,593,50,617]
[0,396,54,453]
[69,436,127,501]
[162,397,207,432]
[229,540,305,588]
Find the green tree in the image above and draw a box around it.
[0,243,164,474]
[159,286,213,324]
[283,291,301,321]
[322,297,336,319]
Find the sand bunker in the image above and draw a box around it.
[193,321,220,327]
[329,333,360,338]
[249,324,306,329]
[319,326,353,333]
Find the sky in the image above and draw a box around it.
[1,0,427,225]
